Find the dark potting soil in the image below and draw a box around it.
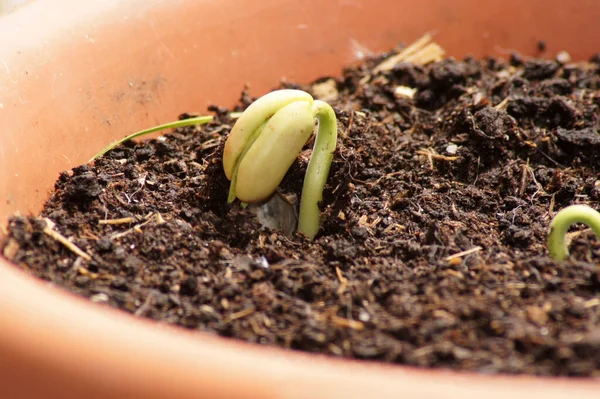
[3,49,600,377]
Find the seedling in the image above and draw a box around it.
[90,115,223,162]
[547,204,600,261]
[90,89,337,240]
[223,89,337,240]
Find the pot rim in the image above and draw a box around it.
[2,262,599,399]
[1,0,600,398]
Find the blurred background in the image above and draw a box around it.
[0,0,30,15]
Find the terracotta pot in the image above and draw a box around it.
[1,0,599,397]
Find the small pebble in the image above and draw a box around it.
[90,293,109,303]
[446,143,458,155]
[556,51,571,64]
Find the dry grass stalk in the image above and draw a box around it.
[374,33,445,73]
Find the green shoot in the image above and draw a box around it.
[89,112,242,162]
[223,89,338,240]
[547,204,600,261]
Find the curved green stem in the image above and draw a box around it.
[89,112,242,162]
[298,100,338,240]
[222,90,338,240]
[89,116,213,162]
[547,204,600,261]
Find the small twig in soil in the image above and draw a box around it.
[80,229,100,241]
[416,148,459,169]
[382,223,406,235]
[564,227,595,248]
[224,306,256,323]
[518,164,530,198]
[473,155,481,186]
[98,217,136,225]
[129,173,148,202]
[330,315,364,331]
[335,266,348,294]
[369,170,403,187]
[154,212,166,225]
[444,269,464,279]
[357,214,375,235]
[523,162,546,201]
[114,193,132,207]
[199,137,221,151]
[373,33,445,73]
[110,212,157,240]
[77,264,98,279]
[444,246,483,261]
[248,317,269,336]
[404,42,445,65]
[584,298,600,308]
[535,143,564,167]
[494,97,510,110]
[134,292,156,317]
[43,218,91,261]
[548,194,556,215]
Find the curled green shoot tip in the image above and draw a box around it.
[88,112,242,163]
[547,204,600,261]
[223,89,338,240]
